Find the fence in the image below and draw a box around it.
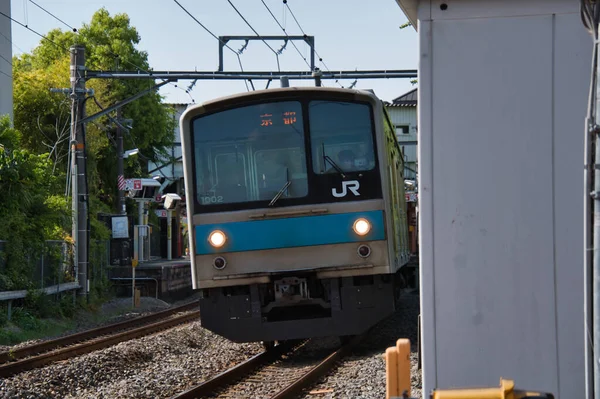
[0,239,111,319]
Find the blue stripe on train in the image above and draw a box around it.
[195,210,386,255]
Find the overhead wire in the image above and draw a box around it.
[282,0,343,87]
[91,96,171,180]
[0,30,26,55]
[0,9,71,54]
[173,0,250,91]
[226,0,281,72]
[260,0,312,70]
[20,0,194,101]
[28,0,78,32]
[0,52,12,66]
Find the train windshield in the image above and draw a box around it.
[192,101,308,206]
[308,101,376,175]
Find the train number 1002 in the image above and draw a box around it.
[200,196,224,204]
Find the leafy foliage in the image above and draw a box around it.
[1,7,176,327]
[12,8,176,211]
[0,115,71,290]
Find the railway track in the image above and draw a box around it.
[171,334,363,399]
[0,300,199,377]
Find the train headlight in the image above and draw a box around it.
[208,230,227,248]
[353,218,371,236]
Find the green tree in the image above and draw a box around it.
[0,115,70,290]
[12,8,176,210]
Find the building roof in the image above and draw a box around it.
[395,0,418,31]
[388,88,417,107]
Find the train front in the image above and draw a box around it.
[180,87,396,343]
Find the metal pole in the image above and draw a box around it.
[117,108,125,215]
[167,209,172,260]
[132,263,136,307]
[70,45,88,299]
[313,69,322,87]
[72,162,78,287]
[592,31,600,398]
[586,67,595,399]
[138,201,144,262]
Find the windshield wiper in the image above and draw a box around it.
[324,155,346,178]
[321,142,346,178]
[269,180,292,206]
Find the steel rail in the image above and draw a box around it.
[0,301,198,364]
[170,334,364,399]
[269,334,364,399]
[0,310,199,377]
[170,340,302,399]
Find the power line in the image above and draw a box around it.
[0,53,12,66]
[226,0,281,72]
[20,0,192,100]
[282,0,343,87]
[0,30,26,55]
[260,0,311,70]
[28,0,78,33]
[173,0,250,91]
[0,9,70,54]
[0,69,11,79]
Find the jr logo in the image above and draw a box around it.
[332,180,361,198]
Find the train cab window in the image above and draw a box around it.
[255,148,308,201]
[192,101,308,206]
[308,101,376,174]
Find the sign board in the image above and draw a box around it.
[405,192,418,202]
[111,216,129,238]
[155,209,167,218]
[124,178,143,191]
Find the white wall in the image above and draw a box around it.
[148,103,189,183]
[388,106,418,178]
[416,0,589,397]
[0,1,12,121]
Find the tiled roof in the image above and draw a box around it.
[389,88,417,107]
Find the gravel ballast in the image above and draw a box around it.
[0,292,422,398]
[300,292,422,399]
[0,319,263,399]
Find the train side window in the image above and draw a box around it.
[308,100,376,174]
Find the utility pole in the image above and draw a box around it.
[116,107,126,215]
[70,45,89,300]
[593,29,600,399]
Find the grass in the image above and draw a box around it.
[0,313,77,346]
[0,289,119,347]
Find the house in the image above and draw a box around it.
[148,103,190,195]
[147,103,190,258]
[385,87,418,180]
[0,1,12,120]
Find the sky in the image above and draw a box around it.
[7,0,418,105]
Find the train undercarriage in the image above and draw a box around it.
[197,269,410,343]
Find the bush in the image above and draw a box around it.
[11,307,41,331]
[58,294,76,318]
[24,289,58,319]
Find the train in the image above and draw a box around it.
[179,86,412,344]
